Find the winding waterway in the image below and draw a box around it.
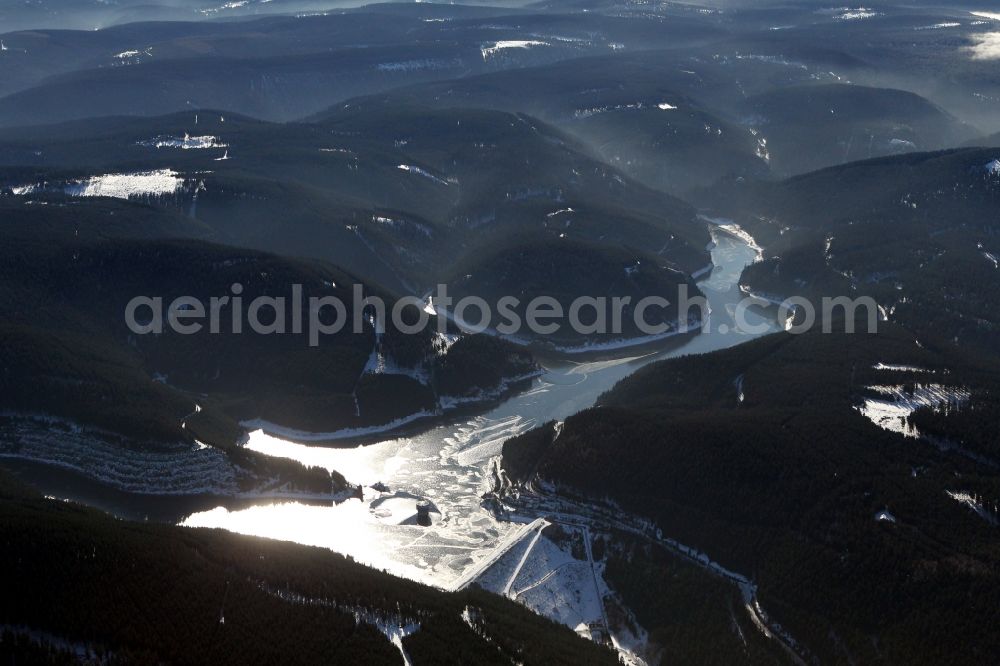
[183,230,779,588]
[9,230,779,590]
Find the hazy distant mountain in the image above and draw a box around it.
[0,7,722,125]
[0,198,540,445]
[740,84,978,175]
[0,0,394,32]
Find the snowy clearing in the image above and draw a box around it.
[9,169,186,200]
[854,384,970,438]
[945,491,998,526]
[139,134,227,150]
[481,40,548,59]
[68,169,184,199]
[873,363,933,373]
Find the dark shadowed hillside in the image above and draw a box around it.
[502,325,1000,664]
[0,471,618,665]
[699,147,1000,352]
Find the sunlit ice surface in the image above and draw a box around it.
[182,500,431,582]
[182,421,524,589]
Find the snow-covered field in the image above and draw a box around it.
[817,7,883,21]
[66,169,185,198]
[506,535,604,631]
[854,384,970,438]
[10,169,186,200]
[471,524,649,665]
[945,490,999,526]
[112,47,153,64]
[481,40,548,59]
[139,134,226,150]
[915,22,961,30]
[872,363,932,373]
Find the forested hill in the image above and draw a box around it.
[502,325,1000,664]
[0,471,618,665]
[0,199,542,501]
[736,84,976,175]
[0,104,710,293]
[699,147,1000,354]
[0,201,536,443]
[0,107,711,326]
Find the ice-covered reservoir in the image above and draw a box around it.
[179,232,778,591]
[10,230,775,659]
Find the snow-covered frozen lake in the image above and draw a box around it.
[12,231,778,592]
[179,230,779,587]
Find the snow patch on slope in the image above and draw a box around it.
[855,384,970,438]
[397,164,451,186]
[945,491,998,526]
[873,363,933,373]
[140,134,227,150]
[8,170,186,200]
[481,40,548,59]
[67,170,185,199]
